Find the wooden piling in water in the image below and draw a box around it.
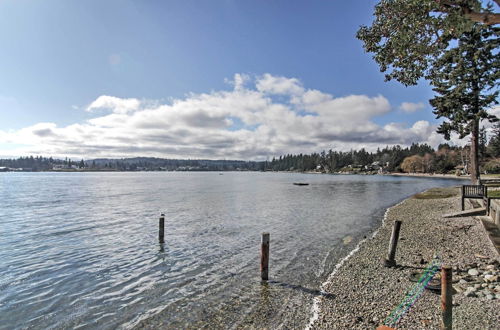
[384,220,402,267]
[261,233,270,281]
[440,266,452,330]
[159,213,165,243]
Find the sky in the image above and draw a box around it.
[0,0,496,160]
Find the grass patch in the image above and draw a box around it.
[482,174,500,178]
[413,187,458,199]
[487,190,500,198]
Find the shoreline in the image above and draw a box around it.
[305,199,406,330]
[384,172,470,180]
[308,186,500,329]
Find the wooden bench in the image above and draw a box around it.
[461,185,486,211]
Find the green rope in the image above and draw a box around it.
[384,258,441,328]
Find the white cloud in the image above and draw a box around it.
[399,102,425,113]
[256,73,304,96]
[86,95,141,114]
[0,74,469,160]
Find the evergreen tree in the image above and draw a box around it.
[479,126,488,160]
[358,1,499,182]
[429,25,499,183]
[488,122,500,157]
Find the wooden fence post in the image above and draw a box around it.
[384,221,402,267]
[159,213,165,243]
[261,233,270,281]
[461,186,465,211]
[441,266,452,330]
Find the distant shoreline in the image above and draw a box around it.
[383,172,470,180]
[0,169,474,180]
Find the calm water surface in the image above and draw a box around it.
[0,172,462,329]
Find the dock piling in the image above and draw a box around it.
[261,233,270,281]
[384,220,402,267]
[159,213,165,243]
[440,266,452,330]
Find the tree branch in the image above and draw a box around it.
[464,11,500,25]
[436,0,500,25]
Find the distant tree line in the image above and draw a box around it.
[269,130,500,175]
[0,156,265,172]
[0,156,62,171]
[4,130,500,174]
[268,143,435,173]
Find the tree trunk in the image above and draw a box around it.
[470,119,480,184]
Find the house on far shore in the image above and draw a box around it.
[52,164,78,170]
[0,167,9,172]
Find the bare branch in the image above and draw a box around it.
[464,11,500,25]
[436,0,500,25]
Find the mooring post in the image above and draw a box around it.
[461,186,465,211]
[261,232,270,281]
[159,213,165,243]
[384,220,402,267]
[440,266,452,330]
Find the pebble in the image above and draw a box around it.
[468,269,479,276]
[486,294,494,300]
[484,275,498,283]
[465,289,477,297]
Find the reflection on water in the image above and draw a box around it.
[0,172,461,329]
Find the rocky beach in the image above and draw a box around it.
[309,186,500,329]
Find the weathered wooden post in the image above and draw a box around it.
[461,186,465,211]
[384,220,402,267]
[441,266,452,330]
[261,233,270,281]
[159,213,165,243]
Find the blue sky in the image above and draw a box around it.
[0,0,475,159]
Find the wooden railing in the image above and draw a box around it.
[462,185,486,197]
[461,185,487,210]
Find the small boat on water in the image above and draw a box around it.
[293,182,309,186]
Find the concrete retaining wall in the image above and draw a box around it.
[489,199,500,228]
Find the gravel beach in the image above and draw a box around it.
[309,186,500,329]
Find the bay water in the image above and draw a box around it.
[0,172,462,329]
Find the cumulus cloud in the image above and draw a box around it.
[399,102,425,113]
[0,73,469,160]
[256,73,304,95]
[86,95,141,114]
